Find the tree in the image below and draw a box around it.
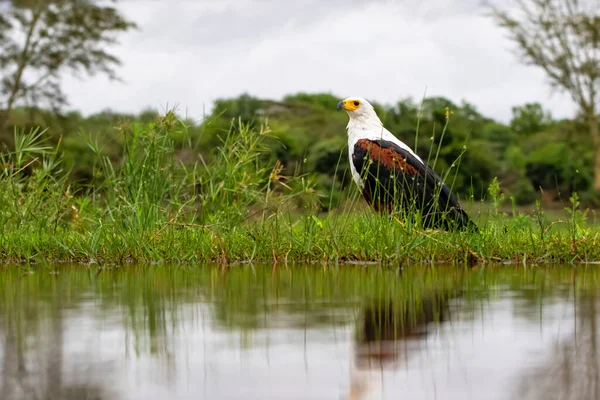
[0,0,137,128]
[510,103,553,135]
[486,0,600,189]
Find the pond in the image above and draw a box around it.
[0,263,598,400]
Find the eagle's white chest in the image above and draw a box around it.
[347,125,375,191]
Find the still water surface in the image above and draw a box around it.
[0,264,598,400]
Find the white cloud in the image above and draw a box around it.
[60,0,577,123]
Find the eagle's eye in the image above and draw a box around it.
[353,101,360,106]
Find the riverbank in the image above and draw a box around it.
[2,112,598,265]
[2,205,599,265]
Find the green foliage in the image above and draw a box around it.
[0,112,318,262]
[0,125,69,231]
[511,178,537,205]
[488,0,600,190]
[510,103,553,135]
[487,177,505,216]
[565,192,588,246]
[525,139,591,200]
[308,136,347,175]
[2,90,598,211]
[1,111,600,265]
[211,93,264,122]
[282,92,340,110]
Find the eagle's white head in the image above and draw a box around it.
[337,96,382,127]
[337,96,412,157]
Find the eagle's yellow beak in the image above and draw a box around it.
[337,100,359,111]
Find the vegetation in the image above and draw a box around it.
[1,107,600,265]
[3,92,598,207]
[487,0,600,191]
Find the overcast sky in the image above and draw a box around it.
[60,0,577,123]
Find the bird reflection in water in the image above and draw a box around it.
[346,290,458,400]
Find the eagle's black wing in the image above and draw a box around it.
[352,138,475,231]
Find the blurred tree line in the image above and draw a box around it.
[193,92,596,209]
[1,92,596,210]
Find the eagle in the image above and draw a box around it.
[337,96,476,231]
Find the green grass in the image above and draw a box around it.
[1,110,600,265]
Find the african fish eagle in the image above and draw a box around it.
[337,96,475,231]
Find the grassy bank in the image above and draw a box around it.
[1,111,599,265]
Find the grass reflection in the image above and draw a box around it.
[1,264,600,399]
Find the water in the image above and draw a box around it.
[0,264,599,400]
